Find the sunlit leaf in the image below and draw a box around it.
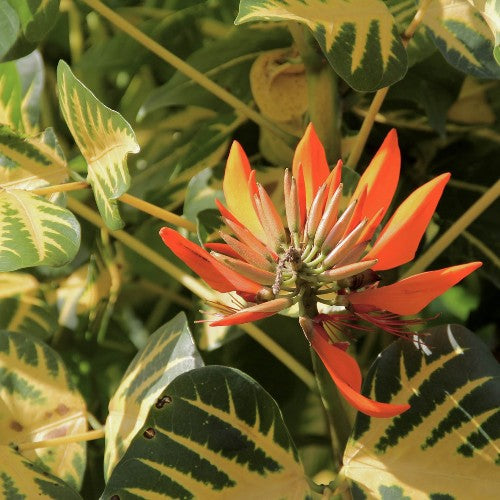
[0,125,69,192]
[0,188,80,272]
[340,324,500,499]
[0,330,87,489]
[104,365,311,499]
[236,0,407,91]
[104,312,204,480]
[57,60,140,230]
[0,446,82,499]
[421,0,500,78]
[0,272,57,340]
[0,0,60,62]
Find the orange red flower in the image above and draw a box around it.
[160,124,481,418]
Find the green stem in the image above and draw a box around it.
[79,0,292,143]
[17,429,105,451]
[346,0,432,170]
[289,23,341,161]
[31,181,89,196]
[403,178,500,277]
[242,323,316,390]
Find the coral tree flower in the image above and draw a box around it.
[160,124,481,418]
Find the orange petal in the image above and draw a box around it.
[365,173,451,270]
[159,227,263,295]
[351,129,400,222]
[311,326,410,418]
[349,262,482,315]
[326,159,343,202]
[210,298,292,326]
[292,124,330,211]
[223,141,264,240]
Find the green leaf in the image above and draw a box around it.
[0,272,57,340]
[0,125,69,191]
[139,25,291,117]
[0,1,20,61]
[104,312,204,480]
[340,324,500,499]
[422,0,500,78]
[183,167,224,223]
[0,0,60,62]
[0,188,80,272]
[104,365,311,499]
[57,60,140,230]
[0,330,88,489]
[236,0,407,91]
[0,446,82,499]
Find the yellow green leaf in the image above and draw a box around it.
[0,50,44,133]
[421,0,500,78]
[57,60,140,230]
[236,0,407,91]
[0,272,57,340]
[0,330,87,489]
[103,365,311,499]
[0,188,80,271]
[340,324,500,499]
[104,312,203,480]
[0,446,82,499]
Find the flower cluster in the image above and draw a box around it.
[160,125,480,417]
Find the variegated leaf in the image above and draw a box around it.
[236,0,407,91]
[386,0,436,65]
[476,0,500,63]
[0,272,57,340]
[103,365,311,499]
[104,312,203,480]
[421,0,500,78]
[0,125,69,192]
[0,446,82,499]
[0,0,61,62]
[0,50,44,133]
[340,324,500,499]
[0,330,87,489]
[57,60,140,230]
[0,188,80,271]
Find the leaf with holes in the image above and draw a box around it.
[104,312,204,480]
[0,330,88,489]
[421,0,500,78]
[0,272,57,340]
[103,365,311,499]
[0,126,69,193]
[0,0,60,62]
[57,60,140,230]
[340,324,500,499]
[236,0,407,91]
[0,188,80,272]
[0,446,82,499]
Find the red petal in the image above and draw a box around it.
[159,227,263,295]
[311,326,410,418]
[204,242,241,259]
[349,262,482,315]
[210,298,291,326]
[292,124,330,211]
[223,141,264,239]
[351,129,400,222]
[366,173,451,270]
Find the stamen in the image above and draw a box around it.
[322,218,368,268]
[321,198,358,255]
[305,183,327,242]
[210,251,276,285]
[334,239,371,268]
[314,183,342,248]
[219,231,273,270]
[319,259,378,282]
